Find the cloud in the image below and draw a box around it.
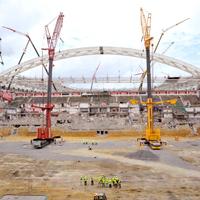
[0,0,200,78]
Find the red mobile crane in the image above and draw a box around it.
[31,12,64,148]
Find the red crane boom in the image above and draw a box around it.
[45,12,64,59]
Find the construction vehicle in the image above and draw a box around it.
[31,12,64,148]
[93,193,107,200]
[130,8,177,150]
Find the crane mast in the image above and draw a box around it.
[140,8,155,141]
[140,8,153,98]
[45,12,64,136]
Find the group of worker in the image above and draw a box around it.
[80,175,121,188]
[82,141,98,151]
[82,141,98,145]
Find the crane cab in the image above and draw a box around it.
[149,140,161,150]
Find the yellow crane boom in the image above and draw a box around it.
[140,8,153,49]
[139,17,190,92]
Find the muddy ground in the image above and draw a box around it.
[0,135,200,200]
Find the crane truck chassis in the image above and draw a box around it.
[31,136,62,149]
[137,137,167,150]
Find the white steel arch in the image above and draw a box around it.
[1,46,200,79]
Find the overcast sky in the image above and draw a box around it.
[0,0,200,79]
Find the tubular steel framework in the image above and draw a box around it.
[1,46,200,79]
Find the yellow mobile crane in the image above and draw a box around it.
[130,8,177,150]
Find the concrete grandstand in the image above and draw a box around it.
[0,46,200,134]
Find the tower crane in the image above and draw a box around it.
[31,12,64,148]
[130,8,177,150]
[2,26,57,91]
[138,17,190,92]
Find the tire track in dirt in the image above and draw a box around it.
[62,148,200,178]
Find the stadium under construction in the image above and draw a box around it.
[0,8,200,200]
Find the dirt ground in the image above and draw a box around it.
[0,134,200,200]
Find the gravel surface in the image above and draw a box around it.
[0,141,102,161]
[0,138,200,200]
[126,150,160,161]
[0,139,199,171]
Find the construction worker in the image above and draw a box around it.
[104,177,109,188]
[112,176,120,188]
[80,176,84,185]
[102,176,106,187]
[111,177,114,185]
[115,176,121,188]
[115,176,119,184]
[80,176,88,186]
[97,176,101,187]
[98,175,106,187]
[107,178,112,188]
[91,177,94,185]
[84,176,88,186]
[118,179,121,188]
[100,176,104,187]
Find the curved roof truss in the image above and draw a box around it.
[1,46,200,79]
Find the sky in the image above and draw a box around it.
[0,0,200,80]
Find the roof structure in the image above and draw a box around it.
[1,46,200,80]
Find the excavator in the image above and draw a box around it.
[130,8,177,150]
